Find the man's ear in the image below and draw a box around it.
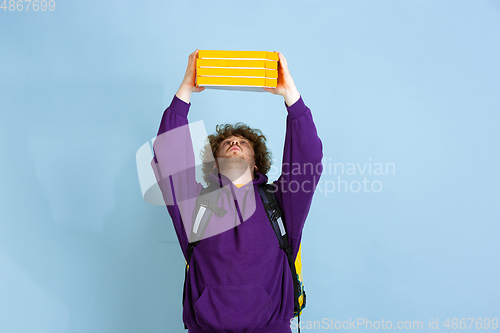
[254,165,258,171]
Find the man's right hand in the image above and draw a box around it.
[176,50,205,103]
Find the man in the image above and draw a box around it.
[152,50,322,333]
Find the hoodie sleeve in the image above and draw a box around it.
[274,96,323,257]
[151,95,202,260]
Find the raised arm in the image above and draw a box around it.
[267,53,323,257]
[156,50,204,138]
[152,50,205,260]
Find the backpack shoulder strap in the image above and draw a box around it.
[189,186,226,244]
[183,185,226,329]
[257,184,287,248]
[257,184,301,317]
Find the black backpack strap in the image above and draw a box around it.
[257,184,301,322]
[257,185,287,248]
[189,187,226,243]
[182,240,197,329]
[182,185,226,329]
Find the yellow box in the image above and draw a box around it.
[196,58,278,70]
[197,67,278,78]
[198,50,279,61]
[196,76,277,88]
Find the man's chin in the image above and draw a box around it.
[217,157,248,166]
[224,153,243,159]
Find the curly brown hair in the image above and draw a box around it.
[201,122,272,185]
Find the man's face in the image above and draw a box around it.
[216,135,257,172]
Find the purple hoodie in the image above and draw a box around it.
[152,95,322,333]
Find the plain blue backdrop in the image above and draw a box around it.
[1,1,499,332]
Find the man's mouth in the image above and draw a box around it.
[229,146,240,152]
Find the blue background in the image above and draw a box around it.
[1,0,499,332]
